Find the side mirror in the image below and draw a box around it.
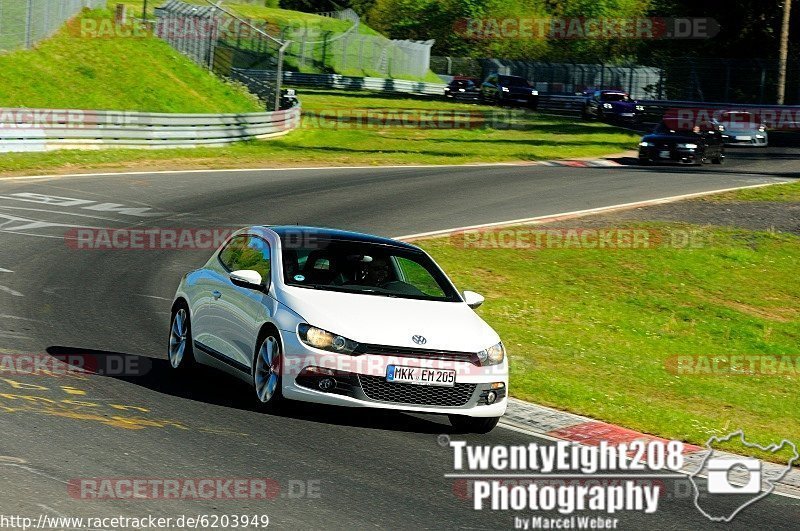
[463,290,485,309]
[230,270,264,290]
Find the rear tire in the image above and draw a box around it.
[449,415,500,434]
[712,153,724,164]
[168,305,195,371]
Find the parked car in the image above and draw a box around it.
[638,119,725,165]
[444,76,481,101]
[169,226,508,434]
[480,74,539,109]
[718,111,768,147]
[582,89,644,122]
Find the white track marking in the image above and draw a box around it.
[0,205,127,223]
[0,212,100,232]
[395,182,788,241]
[0,193,161,218]
[0,314,41,323]
[0,268,11,273]
[0,286,23,297]
[136,294,172,301]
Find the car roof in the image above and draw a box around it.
[263,225,421,252]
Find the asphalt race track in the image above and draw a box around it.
[0,145,798,529]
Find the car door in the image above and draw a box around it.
[212,234,274,372]
[481,74,497,100]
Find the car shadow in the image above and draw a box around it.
[44,346,453,434]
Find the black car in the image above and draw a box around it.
[582,89,643,122]
[480,74,539,109]
[638,120,725,165]
[443,77,480,101]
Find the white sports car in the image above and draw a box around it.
[169,226,508,433]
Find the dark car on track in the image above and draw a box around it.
[582,89,644,122]
[480,74,539,109]
[443,76,481,101]
[638,119,725,165]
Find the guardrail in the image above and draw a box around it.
[0,107,301,152]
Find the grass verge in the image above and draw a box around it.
[0,9,261,113]
[0,91,639,176]
[417,218,799,458]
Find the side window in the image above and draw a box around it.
[219,236,247,271]
[394,257,446,298]
[219,235,271,280]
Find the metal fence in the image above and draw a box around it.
[432,55,800,105]
[432,57,661,99]
[0,0,106,52]
[155,0,288,111]
[282,9,433,80]
[239,70,446,96]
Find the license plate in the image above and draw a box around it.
[386,365,456,387]
[620,113,634,117]
[735,135,752,141]
[659,150,671,158]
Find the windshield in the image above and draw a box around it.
[720,112,756,128]
[450,79,475,88]
[280,239,460,302]
[602,93,629,102]
[499,76,530,87]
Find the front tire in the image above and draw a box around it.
[449,415,500,434]
[168,306,195,371]
[253,334,284,409]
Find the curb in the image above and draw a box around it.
[502,399,800,499]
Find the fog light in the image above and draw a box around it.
[486,391,498,404]
[318,377,336,392]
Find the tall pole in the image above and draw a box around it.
[142,0,149,23]
[777,0,792,104]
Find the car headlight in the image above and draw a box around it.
[676,143,698,149]
[501,86,510,92]
[298,324,359,354]
[639,141,654,147]
[603,103,612,109]
[635,105,645,111]
[477,342,505,366]
[758,125,766,132]
[531,89,538,96]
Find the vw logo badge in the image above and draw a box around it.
[412,335,427,345]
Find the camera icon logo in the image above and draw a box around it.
[690,430,798,522]
[706,457,762,495]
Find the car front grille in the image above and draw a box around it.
[358,375,477,407]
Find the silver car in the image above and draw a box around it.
[719,111,768,147]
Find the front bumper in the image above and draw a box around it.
[280,331,508,418]
[499,93,539,107]
[721,133,768,146]
[639,146,700,164]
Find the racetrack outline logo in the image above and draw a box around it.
[689,430,799,522]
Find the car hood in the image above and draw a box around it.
[641,133,699,143]
[278,285,500,352]
[721,126,760,134]
[607,101,636,111]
